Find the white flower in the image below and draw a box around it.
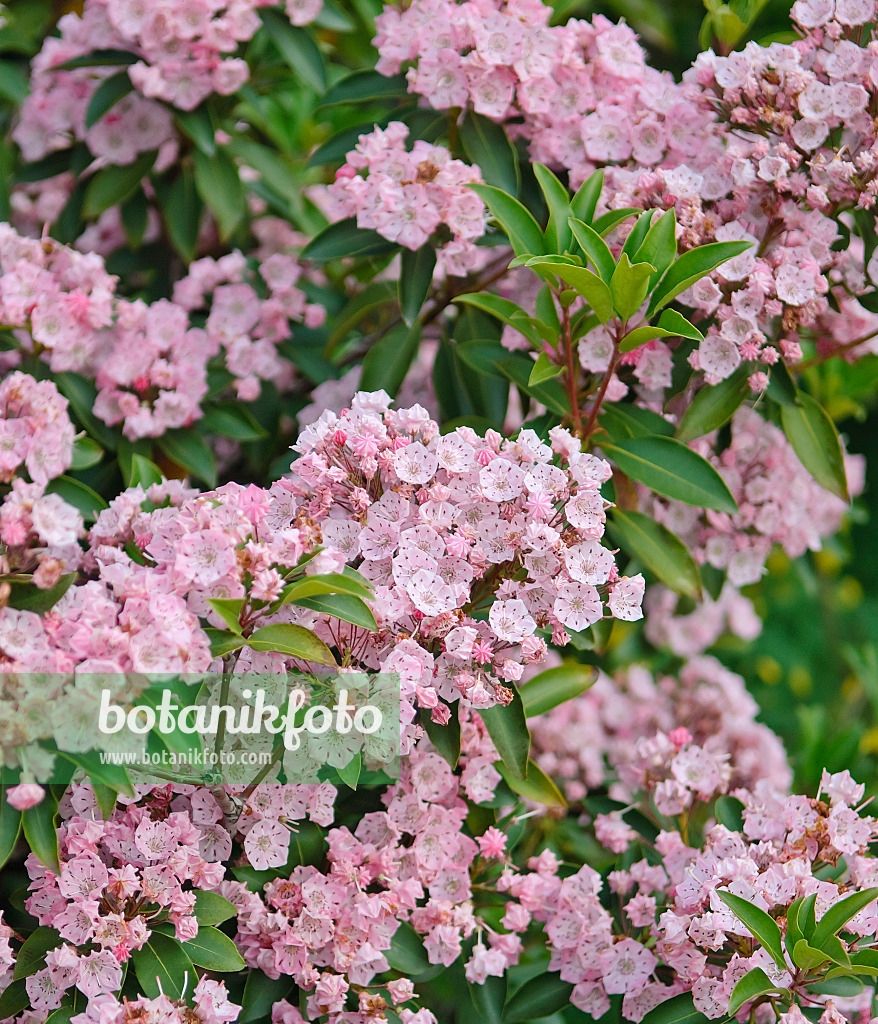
[489,599,536,643]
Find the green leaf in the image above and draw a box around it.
[55,49,139,70]
[460,111,519,197]
[618,309,704,355]
[792,940,830,971]
[7,573,76,613]
[849,949,878,976]
[319,69,409,107]
[200,403,268,442]
[399,246,436,327]
[280,573,373,604]
[127,453,163,489]
[600,437,738,513]
[469,183,545,257]
[175,105,216,156]
[70,436,104,470]
[495,355,570,417]
[611,252,655,321]
[387,922,432,975]
[767,360,798,407]
[811,887,878,948]
[240,972,295,1023]
[420,705,461,769]
[55,372,117,450]
[634,208,678,287]
[206,628,246,660]
[453,293,551,347]
[259,9,325,92]
[570,169,604,225]
[302,217,396,262]
[157,168,203,263]
[534,163,572,251]
[640,993,711,1024]
[132,932,194,1000]
[496,759,566,808]
[525,258,614,324]
[46,476,108,524]
[600,403,674,441]
[528,352,564,385]
[181,926,246,972]
[820,933,852,968]
[82,149,157,219]
[593,208,640,237]
[503,974,574,1022]
[607,509,702,599]
[470,973,507,1024]
[0,980,28,1020]
[247,624,337,665]
[479,686,530,780]
[647,240,753,315]
[812,976,864,997]
[568,217,615,282]
[335,750,361,790]
[716,890,786,971]
[676,369,749,442]
[728,967,784,1016]
[361,322,422,397]
[519,663,595,717]
[193,147,246,241]
[714,795,744,831]
[13,926,63,980]
[291,593,378,632]
[208,598,245,635]
[22,791,60,874]
[156,427,217,487]
[0,796,22,871]
[780,391,850,502]
[92,783,119,821]
[84,70,133,129]
[53,749,134,797]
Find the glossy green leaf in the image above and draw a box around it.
[84,70,133,129]
[792,940,829,971]
[200,403,269,442]
[302,217,396,262]
[205,628,246,660]
[460,111,519,196]
[519,662,595,717]
[247,624,337,665]
[387,922,432,975]
[634,208,678,286]
[570,169,604,224]
[0,794,22,871]
[607,509,702,599]
[640,992,711,1024]
[534,163,572,251]
[469,183,545,257]
[361,322,422,396]
[728,967,784,1016]
[208,598,245,635]
[479,686,530,780]
[600,402,674,440]
[259,8,325,91]
[647,240,753,315]
[470,973,507,1024]
[121,189,149,248]
[611,252,655,321]
[593,207,640,237]
[0,981,28,1020]
[494,355,570,417]
[528,352,564,385]
[13,927,63,980]
[319,69,408,107]
[812,976,864,996]
[780,391,850,502]
[175,105,216,156]
[127,453,163,489]
[157,168,203,263]
[239,972,295,1023]
[502,973,574,1022]
[421,704,461,769]
[156,427,217,487]
[676,369,749,442]
[291,593,378,632]
[600,437,738,513]
[55,49,139,70]
[280,573,373,604]
[525,258,614,323]
[399,245,436,326]
[132,932,194,1000]
[70,436,104,470]
[568,217,615,282]
[181,926,246,972]
[621,209,655,260]
[53,749,134,797]
[496,759,566,808]
[618,308,704,354]
[454,293,551,347]
[7,573,76,613]
[55,372,117,450]
[811,887,878,948]
[716,890,786,971]
[193,147,246,241]
[849,949,878,976]
[82,149,156,219]
[22,790,60,874]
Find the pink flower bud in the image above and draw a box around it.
[6,783,45,810]
[669,726,693,750]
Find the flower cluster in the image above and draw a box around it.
[0,224,322,439]
[16,0,323,170]
[73,980,241,1024]
[530,654,792,806]
[327,122,488,276]
[22,783,230,1010]
[289,391,644,709]
[643,582,763,658]
[0,371,84,592]
[646,407,864,587]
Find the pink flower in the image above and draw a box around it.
[6,783,45,810]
